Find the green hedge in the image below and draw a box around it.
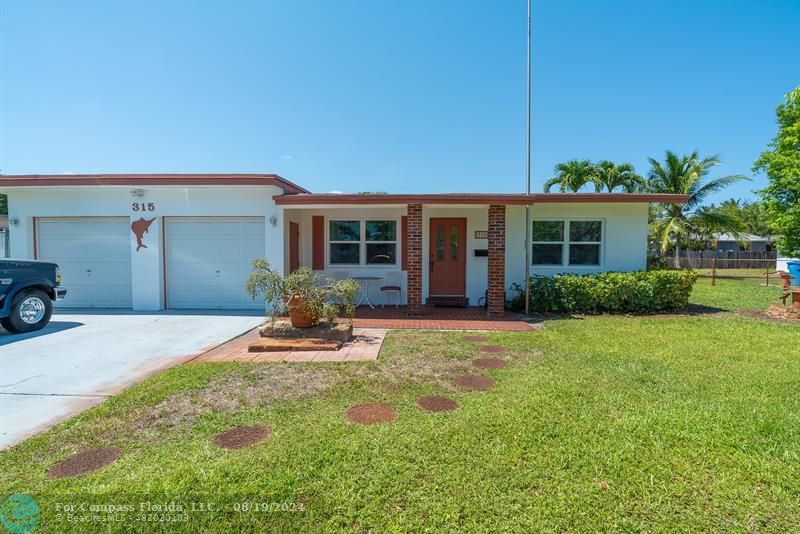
[509,269,697,314]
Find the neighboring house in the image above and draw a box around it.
[0,174,686,317]
[712,232,773,253]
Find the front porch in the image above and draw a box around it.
[282,199,511,319]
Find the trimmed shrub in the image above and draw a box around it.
[509,269,697,314]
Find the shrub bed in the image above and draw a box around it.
[509,269,697,314]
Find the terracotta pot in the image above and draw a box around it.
[286,295,317,328]
[792,290,800,309]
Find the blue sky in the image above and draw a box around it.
[1,0,797,202]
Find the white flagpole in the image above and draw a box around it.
[524,0,532,314]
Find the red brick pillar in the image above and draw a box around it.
[487,204,506,318]
[406,204,423,315]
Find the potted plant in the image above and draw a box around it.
[245,259,358,328]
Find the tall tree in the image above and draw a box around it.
[543,159,597,192]
[753,86,800,256]
[708,198,772,238]
[647,150,747,266]
[592,160,644,192]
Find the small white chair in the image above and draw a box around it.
[379,271,404,308]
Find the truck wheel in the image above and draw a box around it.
[0,289,54,333]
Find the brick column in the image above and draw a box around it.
[487,204,506,318]
[406,204,424,316]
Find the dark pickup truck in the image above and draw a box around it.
[0,259,67,333]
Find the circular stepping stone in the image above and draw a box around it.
[47,446,122,479]
[212,426,271,450]
[346,403,397,425]
[463,335,489,342]
[454,374,496,391]
[472,357,508,369]
[417,395,458,413]
[479,345,508,353]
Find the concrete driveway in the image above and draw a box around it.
[0,310,264,449]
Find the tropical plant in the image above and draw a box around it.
[543,159,597,192]
[706,198,773,240]
[647,150,748,266]
[754,86,800,256]
[245,259,358,325]
[592,160,645,192]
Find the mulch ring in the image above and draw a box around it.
[417,395,458,413]
[47,446,123,479]
[346,403,397,425]
[212,425,271,450]
[478,345,508,354]
[453,374,496,391]
[472,357,508,369]
[463,335,489,342]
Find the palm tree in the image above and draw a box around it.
[592,160,645,192]
[647,150,748,266]
[543,159,597,192]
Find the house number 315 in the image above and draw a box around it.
[132,202,155,212]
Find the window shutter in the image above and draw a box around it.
[401,215,408,271]
[312,216,324,270]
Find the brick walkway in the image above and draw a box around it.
[351,305,533,331]
[187,328,386,363]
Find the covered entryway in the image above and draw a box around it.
[428,217,467,306]
[164,217,265,309]
[36,217,132,308]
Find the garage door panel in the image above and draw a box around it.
[166,218,265,310]
[37,218,132,309]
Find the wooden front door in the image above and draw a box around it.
[428,218,467,296]
[289,222,300,273]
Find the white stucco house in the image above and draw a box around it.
[0,174,687,317]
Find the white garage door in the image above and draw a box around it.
[165,217,265,310]
[37,218,133,308]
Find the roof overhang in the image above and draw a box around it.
[0,174,311,194]
[274,193,689,206]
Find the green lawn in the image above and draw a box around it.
[1,280,799,532]
[690,275,783,312]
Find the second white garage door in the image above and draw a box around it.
[165,217,266,310]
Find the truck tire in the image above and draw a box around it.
[0,288,54,333]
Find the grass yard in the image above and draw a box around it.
[1,280,798,532]
[690,274,783,312]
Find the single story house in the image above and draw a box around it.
[712,232,773,253]
[0,174,687,317]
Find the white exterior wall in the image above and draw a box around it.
[5,186,284,311]
[505,203,651,294]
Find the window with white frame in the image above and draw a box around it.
[329,219,397,265]
[532,220,602,266]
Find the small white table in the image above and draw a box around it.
[352,276,382,309]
